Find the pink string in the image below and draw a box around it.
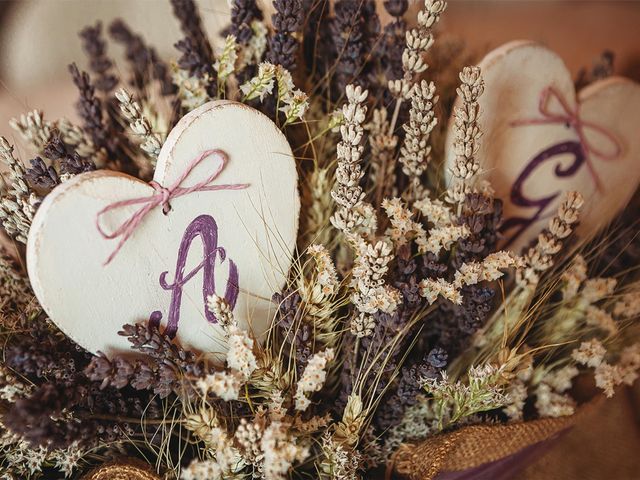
[510,85,622,193]
[96,149,249,265]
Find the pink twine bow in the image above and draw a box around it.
[510,85,622,193]
[96,149,249,265]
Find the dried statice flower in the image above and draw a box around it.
[534,382,575,418]
[68,63,114,155]
[231,0,264,45]
[261,422,309,480]
[115,88,163,165]
[0,137,39,244]
[79,21,118,92]
[197,371,243,401]
[330,85,377,236]
[172,64,212,110]
[171,0,215,82]
[399,80,438,197]
[561,255,588,301]
[109,19,175,95]
[613,288,640,319]
[383,197,426,247]
[414,196,454,227]
[25,157,60,189]
[445,66,485,209]
[572,338,607,368]
[240,62,276,101]
[389,0,446,97]
[419,277,462,305]
[294,348,335,411]
[267,0,303,71]
[226,326,257,380]
[280,89,309,126]
[416,223,469,256]
[517,191,584,288]
[423,364,507,430]
[307,244,339,296]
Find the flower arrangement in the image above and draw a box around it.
[0,1,639,479]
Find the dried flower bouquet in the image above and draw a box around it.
[0,1,639,479]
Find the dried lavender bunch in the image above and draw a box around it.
[329,0,380,97]
[43,136,96,178]
[109,19,176,96]
[79,21,118,93]
[68,63,115,156]
[85,322,208,399]
[25,157,60,190]
[267,0,304,72]
[231,0,264,45]
[171,0,215,83]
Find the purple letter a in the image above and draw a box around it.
[149,214,239,338]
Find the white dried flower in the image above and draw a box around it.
[196,371,243,401]
[534,383,575,418]
[172,65,212,110]
[226,326,257,380]
[307,244,339,296]
[207,294,236,330]
[240,62,276,101]
[613,288,640,319]
[414,197,453,227]
[561,255,588,301]
[280,89,309,126]
[383,197,426,247]
[419,277,462,305]
[261,422,309,480]
[214,35,238,86]
[572,338,607,368]
[545,365,579,393]
[594,362,620,398]
[295,348,335,411]
[9,110,52,150]
[585,305,618,336]
[416,224,469,255]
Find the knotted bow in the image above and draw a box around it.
[511,85,622,193]
[96,149,249,265]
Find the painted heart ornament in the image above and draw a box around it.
[27,101,299,355]
[445,41,640,253]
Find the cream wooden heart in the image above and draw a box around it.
[445,41,640,253]
[27,101,299,355]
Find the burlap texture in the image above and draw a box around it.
[81,460,160,480]
[393,383,640,480]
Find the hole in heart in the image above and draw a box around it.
[162,204,172,216]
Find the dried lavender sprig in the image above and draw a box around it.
[115,88,163,162]
[0,137,38,244]
[68,63,114,155]
[445,66,484,210]
[79,21,118,93]
[399,80,438,199]
[109,19,176,96]
[267,0,303,71]
[25,157,60,189]
[171,0,216,85]
[231,0,264,45]
[43,137,96,179]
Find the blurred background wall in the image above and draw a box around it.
[0,0,639,136]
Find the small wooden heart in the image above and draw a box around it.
[445,41,640,253]
[27,101,299,355]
